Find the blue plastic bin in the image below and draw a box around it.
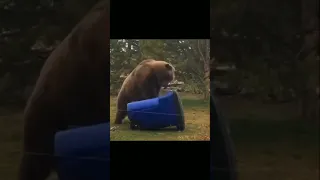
[54,123,110,180]
[127,91,185,131]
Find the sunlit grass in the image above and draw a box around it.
[110,92,210,141]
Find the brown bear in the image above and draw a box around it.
[114,59,175,124]
[18,1,109,180]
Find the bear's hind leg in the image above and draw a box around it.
[114,109,127,124]
[19,127,55,180]
[114,93,128,124]
[19,152,53,180]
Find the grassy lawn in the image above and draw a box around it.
[229,119,319,180]
[110,92,210,141]
[0,107,23,180]
[216,96,319,180]
[0,96,317,180]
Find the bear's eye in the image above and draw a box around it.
[165,63,172,70]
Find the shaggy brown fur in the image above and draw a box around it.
[18,1,109,180]
[114,59,175,124]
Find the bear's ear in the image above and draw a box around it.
[165,63,172,70]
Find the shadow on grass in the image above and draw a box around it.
[114,120,182,132]
[137,127,180,132]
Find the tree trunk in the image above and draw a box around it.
[300,0,319,122]
[204,40,211,99]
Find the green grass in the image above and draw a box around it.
[217,96,319,180]
[0,109,23,180]
[230,119,319,180]
[0,96,318,180]
[110,92,210,141]
[0,93,209,178]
